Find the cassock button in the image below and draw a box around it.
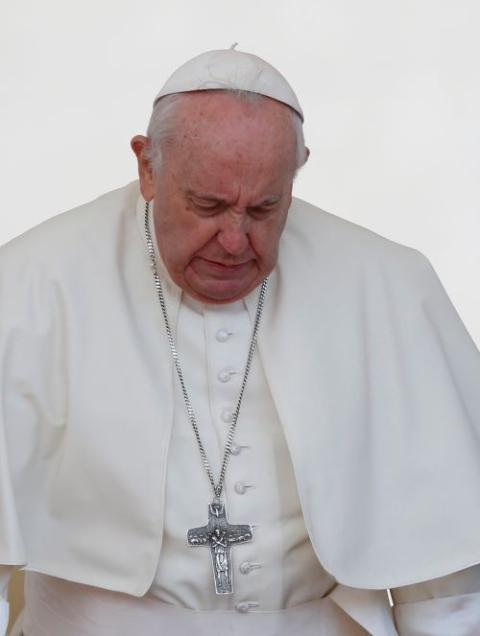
[218,369,236,383]
[239,562,251,575]
[230,443,250,456]
[239,561,262,575]
[234,481,253,495]
[235,602,259,613]
[216,328,231,343]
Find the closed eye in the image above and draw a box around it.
[190,197,225,215]
[248,203,279,219]
[194,200,219,209]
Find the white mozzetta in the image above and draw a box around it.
[1,181,480,606]
[20,263,379,632]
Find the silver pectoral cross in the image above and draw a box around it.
[187,500,253,594]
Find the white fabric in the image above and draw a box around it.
[19,267,380,633]
[18,571,480,636]
[392,564,480,605]
[0,567,11,597]
[151,267,335,610]
[153,48,304,120]
[394,592,480,635]
[330,585,397,635]
[392,564,480,635]
[0,597,8,636]
[1,182,480,597]
[0,565,12,636]
[22,573,370,636]
[4,262,390,635]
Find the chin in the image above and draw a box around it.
[183,268,262,304]
[191,289,249,305]
[188,280,257,304]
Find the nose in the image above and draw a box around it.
[216,213,250,256]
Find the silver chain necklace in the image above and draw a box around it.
[144,201,268,594]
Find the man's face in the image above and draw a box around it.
[138,92,297,304]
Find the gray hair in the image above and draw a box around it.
[145,90,307,176]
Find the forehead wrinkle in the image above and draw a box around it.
[179,133,292,181]
[179,145,291,209]
[166,93,296,205]
[175,92,295,156]
[184,151,287,200]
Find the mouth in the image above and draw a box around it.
[201,258,250,271]
[191,256,254,278]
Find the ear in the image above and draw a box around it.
[131,135,156,200]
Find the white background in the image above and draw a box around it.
[1,0,479,345]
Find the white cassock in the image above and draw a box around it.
[1,181,480,635]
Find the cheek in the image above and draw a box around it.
[163,215,219,263]
[250,222,284,264]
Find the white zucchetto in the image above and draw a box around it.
[153,46,304,121]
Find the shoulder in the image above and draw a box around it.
[0,181,142,334]
[0,181,140,273]
[284,197,432,284]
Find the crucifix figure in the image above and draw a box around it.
[187,500,253,594]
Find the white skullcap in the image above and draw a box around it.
[153,45,304,121]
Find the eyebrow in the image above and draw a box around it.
[188,191,226,203]
[188,191,282,207]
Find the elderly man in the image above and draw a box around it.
[1,47,480,635]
